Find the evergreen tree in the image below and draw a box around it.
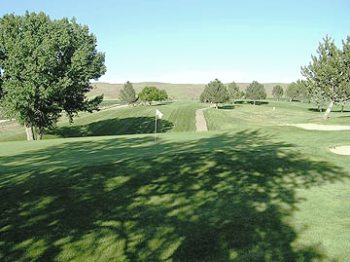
[301,36,346,119]
[119,81,137,105]
[200,79,229,108]
[245,81,266,105]
[227,81,244,102]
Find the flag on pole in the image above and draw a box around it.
[156,109,163,119]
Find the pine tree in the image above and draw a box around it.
[119,81,137,105]
[245,81,266,105]
[301,36,344,119]
[227,81,244,102]
[200,79,229,108]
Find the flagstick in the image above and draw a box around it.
[154,115,157,143]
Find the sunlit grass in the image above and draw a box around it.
[1,100,350,261]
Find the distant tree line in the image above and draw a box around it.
[119,82,168,105]
[200,79,267,108]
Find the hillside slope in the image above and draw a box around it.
[89,82,289,100]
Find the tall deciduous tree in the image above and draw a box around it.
[301,36,348,119]
[119,81,137,105]
[0,12,106,140]
[245,81,266,105]
[200,79,229,108]
[272,85,284,100]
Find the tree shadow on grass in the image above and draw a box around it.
[308,108,350,113]
[308,108,325,112]
[50,117,173,137]
[0,131,348,261]
[234,100,269,105]
[219,105,235,110]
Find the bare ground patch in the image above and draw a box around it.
[196,108,208,132]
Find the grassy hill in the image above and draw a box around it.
[0,101,205,142]
[89,82,289,100]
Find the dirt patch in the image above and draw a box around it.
[329,146,350,156]
[284,123,350,131]
[196,108,208,132]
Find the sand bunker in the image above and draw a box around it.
[286,123,350,131]
[329,146,350,156]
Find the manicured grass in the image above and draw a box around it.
[205,100,350,131]
[0,101,203,142]
[0,129,349,261]
[1,100,350,261]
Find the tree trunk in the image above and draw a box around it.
[323,100,334,120]
[38,128,44,140]
[215,103,218,109]
[254,100,256,105]
[25,124,35,141]
[341,105,344,112]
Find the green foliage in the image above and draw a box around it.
[119,81,137,105]
[245,81,266,104]
[227,81,244,101]
[308,82,328,111]
[158,89,168,101]
[272,85,284,100]
[200,79,229,107]
[286,82,301,101]
[301,35,350,115]
[0,12,105,139]
[285,80,309,102]
[138,86,168,104]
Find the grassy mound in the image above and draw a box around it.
[0,101,204,142]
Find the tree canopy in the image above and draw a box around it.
[245,81,266,104]
[0,12,106,140]
[119,81,137,105]
[227,81,244,101]
[301,35,350,118]
[138,86,168,104]
[272,85,284,100]
[200,79,229,108]
[286,82,302,101]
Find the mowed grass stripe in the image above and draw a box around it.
[0,102,202,142]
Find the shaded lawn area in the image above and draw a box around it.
[50,117,174,137]
[0,101,202,142]
[0,131,349,261]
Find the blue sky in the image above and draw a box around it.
[1,0,350,83]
